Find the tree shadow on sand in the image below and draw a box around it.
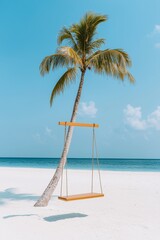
[3,213,88,222]
[3,214,38,219]
[0,188,39,205]
[44,213,88,222]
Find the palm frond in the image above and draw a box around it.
[80,12,107,38]
[58,47,82,65]
[40,47,82,76]
[87,49,131,66]
[87,49,134,81]
[86,38,105,54]
[70,12,107,55]
[40,55,53,76]
[114,49,132,67]
[40,54,72,76]
[50,67,77,106]
[57,27,78,51]
[126,72,135,83]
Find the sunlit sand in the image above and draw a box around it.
[1,167,160,240]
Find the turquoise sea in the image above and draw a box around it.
[0,158,160,172]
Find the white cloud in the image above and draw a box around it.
[124,104,147,130]
[148,25,160,40]
[45,127,52,136]
[124,105,160,131]
[148,25,160,48]
[154,25,160,34]
[79,101,98,118]
[32,133,44,144]
[150,25,160,36]
[155,43,160,48]
[33,127,54,144]
[148,106,160,130]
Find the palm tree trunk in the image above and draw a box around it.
[34,71,85,207]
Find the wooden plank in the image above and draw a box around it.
[58,193,104,201]
[58,122,99,128]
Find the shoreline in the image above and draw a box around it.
[1,158,160,172]
[0,165,160,173]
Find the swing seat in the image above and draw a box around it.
[58,192,104,201]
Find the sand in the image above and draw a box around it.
[0,167,160,240]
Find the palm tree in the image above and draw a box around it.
[34,12,134,207]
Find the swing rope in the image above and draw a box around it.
[91,126,103,194]
[91,126,95,193]
[60,123,69,197]
[60,123,103,198]
[93,127,103,194]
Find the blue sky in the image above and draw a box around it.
[0,0,160,158]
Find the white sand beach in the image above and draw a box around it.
[1,167,160,240]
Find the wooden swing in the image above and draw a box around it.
[58,122,104,201]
